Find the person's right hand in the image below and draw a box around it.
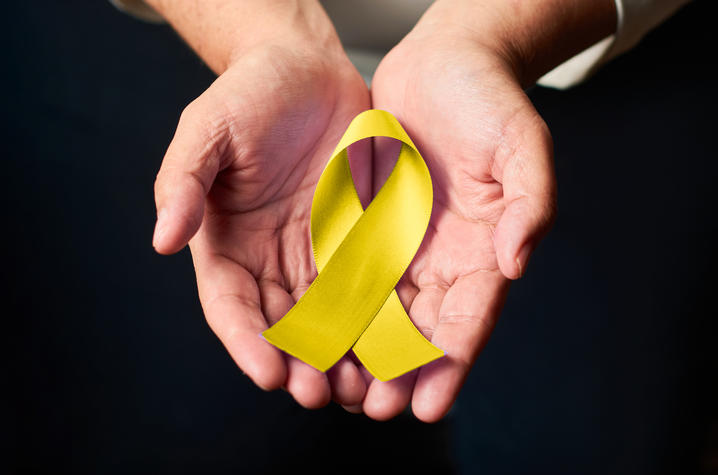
[151,22,371,409]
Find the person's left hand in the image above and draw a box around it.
[360,3,559,422]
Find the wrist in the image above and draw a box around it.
[414,0,617,87]
[146,0,343,74]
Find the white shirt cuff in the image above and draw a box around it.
[538,0,691,89]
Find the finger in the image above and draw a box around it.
[327,356,367,407]
[412,271,508,423]
[341,404,363,414]
[492,110,557,279]
[191,246,286,391]
[405,284,447,340]
[289,282,364,407]
[362,371,418,421]
[395,277,419,315]
[260,279,331,409]
[284,356,332,409]
[357,360,375,387]
[153,99,227,255]
[360,284,443,421]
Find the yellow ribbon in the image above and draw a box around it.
[262,110,443,381]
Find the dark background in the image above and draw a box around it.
[4,1,717,474]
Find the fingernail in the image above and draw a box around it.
[153,209,168,249]
[341,404,363,414]
[515,242,533,278]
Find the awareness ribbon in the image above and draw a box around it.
[262,110,444,381]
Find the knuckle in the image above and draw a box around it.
[153,168,167,199]
[178,98,201,124]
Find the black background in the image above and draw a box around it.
[4,1,717,474]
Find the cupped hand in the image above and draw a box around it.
[152,39,372,409]
[363,11,557,422]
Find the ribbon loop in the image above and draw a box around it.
[262,110,443,381]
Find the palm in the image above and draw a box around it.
[158,46,372,407]
[364,34,555,421]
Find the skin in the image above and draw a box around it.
[148,0,616,421]
[359,0,616,421]
[361,20,554,423]
[151,2,372,408]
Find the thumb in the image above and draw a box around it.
[152,100,227,255]
[493,112,557,279]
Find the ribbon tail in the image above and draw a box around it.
[353,291,444,381]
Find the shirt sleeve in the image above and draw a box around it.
[537,0,692,89]
[110,0,691,89]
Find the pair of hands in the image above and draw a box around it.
[151,0,566,422]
